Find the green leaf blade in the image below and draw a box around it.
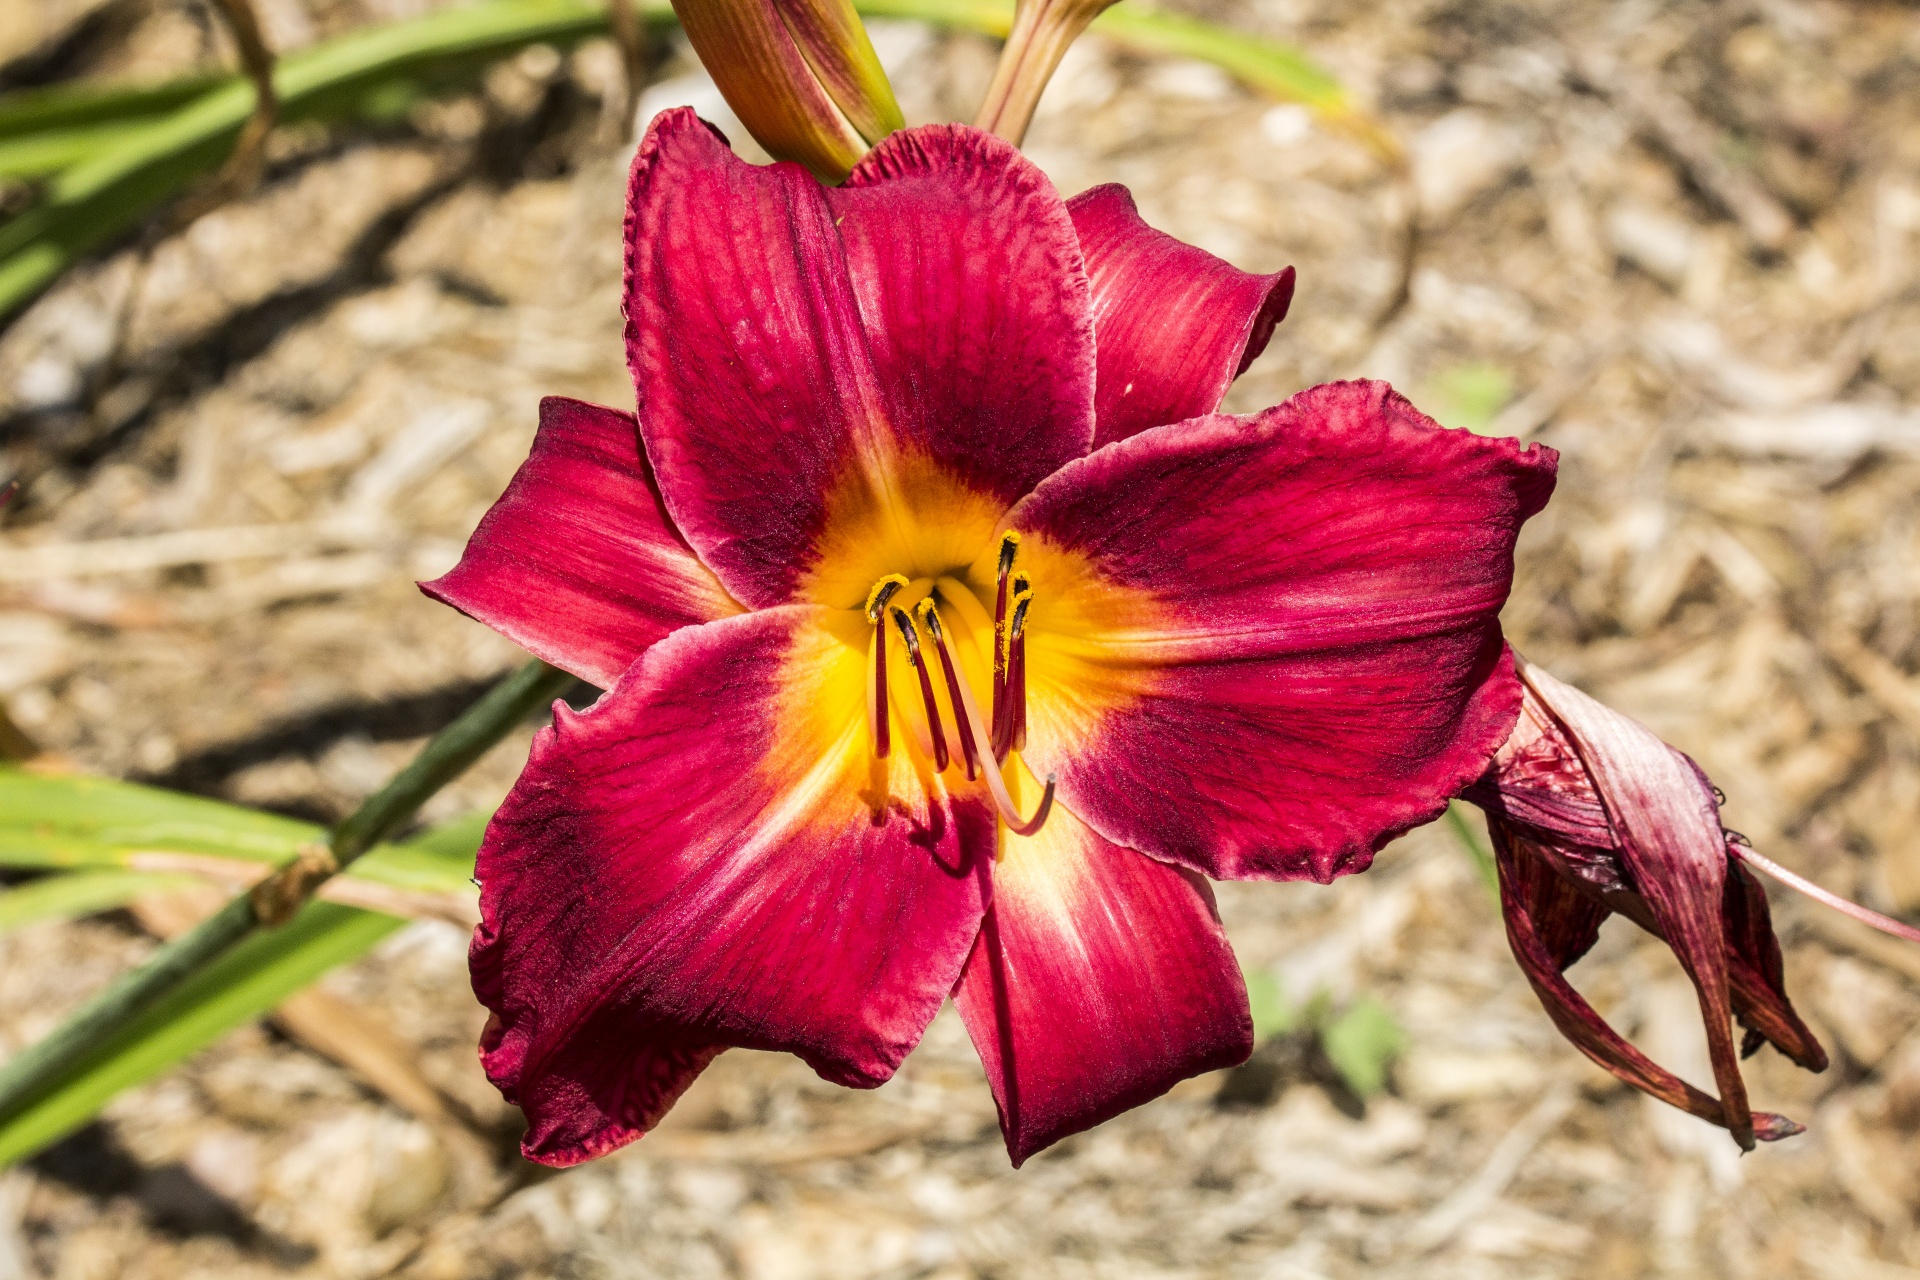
[0,871,201,935]
[0,901,405,1166]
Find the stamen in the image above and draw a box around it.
[922,599,1054,837]
[866,575,907,760]
[865,574,909,622]
[993,535,1019,728]
[892,608,949,774]
[1010,592,1031,753]
[917,599,977,780]
[993,582,1033,761]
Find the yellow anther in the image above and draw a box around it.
[865,573,909,622]
[1010,593,1033,640]
[890,607,922,662]
[914,595,943,640]
[997,530,1021,576]
[1002,585,1034,664]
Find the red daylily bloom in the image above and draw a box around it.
[425,109,1557,1167]
[1464,653,1827,1149]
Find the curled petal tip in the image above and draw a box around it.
[1753,1111,1806,1142]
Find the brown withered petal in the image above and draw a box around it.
[1464,651,1825,1149]
[1494,829,1804,1143]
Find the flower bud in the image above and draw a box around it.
[669,0,904,182]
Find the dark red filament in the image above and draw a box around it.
[1009,594,1030,754]
[867,578,904,760]
[892,608,949,774]
[918,601,978,780]
[993,575,1031,761]
[992,537,1016,730]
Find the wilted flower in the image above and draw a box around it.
[670,0,903,180]
[426,109,1556,1166]
[1464,653,1828,1148]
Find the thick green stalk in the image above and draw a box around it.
[0,658,571,1124]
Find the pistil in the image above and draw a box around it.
[891,607,949,774]
[919,598,1054,836]
[865,574,907,759]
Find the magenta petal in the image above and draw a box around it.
[833,127,1096,502]
[623,109,892,608]
[1068,184,1294,448]
[476,995,723,1167]
[952,804,1251,1165]
[1011,381,1557,883]
[421,397,738,689]
[624,113,1099,609]
[472,606,995,1165]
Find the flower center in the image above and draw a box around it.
[863,532,1054,836]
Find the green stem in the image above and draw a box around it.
[0,658,571,1123]
[1444,800,1500,900]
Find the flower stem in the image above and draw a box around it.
[1445,800,1500,900]
[972,0,1115,145]
[0,658,573,1123]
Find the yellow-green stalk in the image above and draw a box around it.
[972,0,1119,145]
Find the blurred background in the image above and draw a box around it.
[2,0,1920,1275]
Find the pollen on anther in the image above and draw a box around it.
[1001,583,1034,666]
[866,573,909,621]
[914,596,942,639]
[996,531,1021,577]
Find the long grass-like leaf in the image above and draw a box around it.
[0,871,200,935]
[0,900,405,1165]
[0,76,229,140]
[0,0,1361,322]
[0,809,488,1166]
[0,0,625,321]
[0,769,480,901]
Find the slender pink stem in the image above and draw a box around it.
[1731,844,1920,945]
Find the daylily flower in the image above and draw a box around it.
[425,108,1556,1167]
[1463,653,1827,1149]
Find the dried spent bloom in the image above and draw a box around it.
[670,0,903,180]
[1465,653,1827,1149]
[425,110,1557,1167]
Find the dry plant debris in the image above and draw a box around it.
[4,0,1920,1276]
